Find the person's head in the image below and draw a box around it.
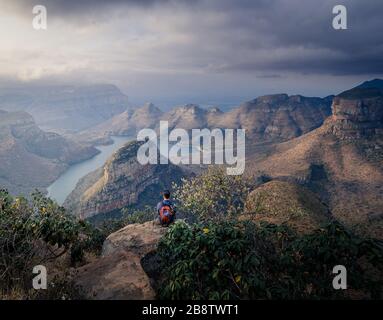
[163,190,170,200]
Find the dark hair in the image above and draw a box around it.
[163,190,170,199]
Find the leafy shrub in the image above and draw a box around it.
[96,206,156,238]
[0,189,100,296]
[158,220,284,299]
[157,220,383,300]
[122,206,156,224]
[283,222,383,299]
[173,167,253,222]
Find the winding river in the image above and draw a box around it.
[47,136,133,205]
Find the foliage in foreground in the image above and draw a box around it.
[157,220,383,300]
[0,189,102,298]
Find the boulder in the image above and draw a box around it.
[74,221,167,300]
[102,220,167,257]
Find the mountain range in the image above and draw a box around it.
[62,80,383,239]
[76,94,332,145]
[248,80,383,237]
[64,92,334,218]
[1,79,382,238]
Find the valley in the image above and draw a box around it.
[47,135,134,205]
[0,79,382,238]
[1,79,383,301]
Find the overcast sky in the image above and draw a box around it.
[0,0,382,107]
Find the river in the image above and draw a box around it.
[47,136,134,205]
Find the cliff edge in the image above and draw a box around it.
[74,221,166,300]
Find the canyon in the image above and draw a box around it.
[0,79,382,239]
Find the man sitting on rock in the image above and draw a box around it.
[156,190,176,226]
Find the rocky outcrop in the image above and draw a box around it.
[102,221,166,256]
[328,87,383,140]
[213,94,332,141]
[74,221,166,300]
[65,141,186,219]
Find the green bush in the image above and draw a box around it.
[0,189,100,296]
[122,206,156,224]
[173,167,253,222]
[283,222,383,299]
[157,220,383,300]
[157,220,283,299]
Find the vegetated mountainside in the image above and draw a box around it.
[244,180,332,235]
[0,110,98,195]
[0,84,130,133]
[76,94,332,145]
[64,141,187,219]
[248,81,383,238]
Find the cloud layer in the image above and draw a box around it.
[0,0,382,105]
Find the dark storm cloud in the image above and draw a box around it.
[4,0,182,15]
[2,0,382,77]
[191,0,383,76]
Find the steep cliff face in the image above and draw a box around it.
[65,141,186,219]
[248,84,383,238]
[329,88,383,139]
[214,94,332,141]
[0,110,98,195]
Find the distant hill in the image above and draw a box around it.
[76,103,163,144]
[0,84,130,133]
[0,110,98,195]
